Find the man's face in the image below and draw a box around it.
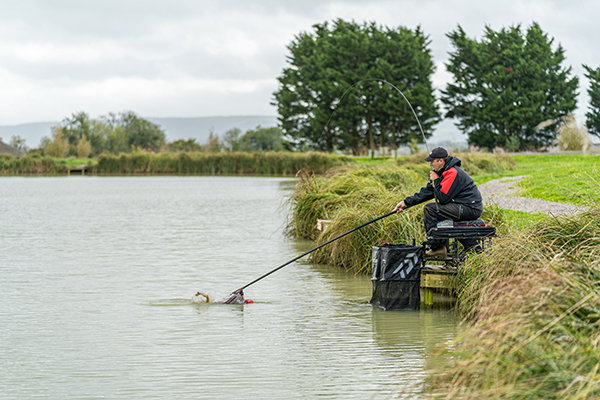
[430,158,445,172]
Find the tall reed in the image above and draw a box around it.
[0,154,67,175]
[95,151,352,175]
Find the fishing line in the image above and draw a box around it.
[325,78,439,209]
[323,78,430,154]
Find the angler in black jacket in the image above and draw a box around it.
[393,147,483,258]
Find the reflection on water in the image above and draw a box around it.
[0,176,457,399]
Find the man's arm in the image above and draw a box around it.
[433,167,461,204]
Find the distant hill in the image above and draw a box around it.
[147,116,279,142]
[0,116,280,148]
[0,122,57,148]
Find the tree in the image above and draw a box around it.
[76,135,92,158]
[118,111,166,151]
[442,23,579,151]
[273,19,440,154]
[9,135,28,152]
[239,126,286,151]
[44,128,69,157]
[106,126,130,154]
[50,111,167,155]
[223,128,242,151]
[165,139,204,152]
[583,64,600,139]
[205,130,221,153]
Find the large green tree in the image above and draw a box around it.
[273,19,440,154]
[583,64,600,139]
[442,23,579,151]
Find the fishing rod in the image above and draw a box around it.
[221,81,435,302]
[225,209,405,299]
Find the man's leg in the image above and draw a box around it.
[456,205,484,251]
[423,202,461,250]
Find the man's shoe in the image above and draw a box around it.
[426,247,447,258]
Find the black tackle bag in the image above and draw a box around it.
[370,244,423,311]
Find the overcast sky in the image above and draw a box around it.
[0,0,598,137]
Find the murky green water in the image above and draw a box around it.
[0,176,457,399]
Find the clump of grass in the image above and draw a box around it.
[426,206,600,399]
[556,114,593,152]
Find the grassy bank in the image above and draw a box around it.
[0,152,353,176]
[426,205,600,399]
[286,153,516,273]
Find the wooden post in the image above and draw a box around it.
[424,288,434,306]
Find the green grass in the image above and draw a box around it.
[57,158,96,167]
[475,154,600,205]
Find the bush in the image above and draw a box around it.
[556,114,593,151]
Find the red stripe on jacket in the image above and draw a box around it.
[440,167,457,194]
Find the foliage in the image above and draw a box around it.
[427,205,600,399]
[205,130,222,153]
[583,64,600,139]
[9,135,28,152]
[408,138,420,155]
[223,128,242,151]
[119,111,166,151]
[163,138,204,152]
[49,111,166,156]
[442,22,579,151]
[222,126,291,152]
[44,128,69,158]
[239,126,287,151]
[273,19,440,154]
[0,154,66,174]
[556,113,593,151]
[95,151,352,175]
[76,135,92,158]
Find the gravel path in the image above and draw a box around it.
[478,176,586,215]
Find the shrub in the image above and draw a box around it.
[556,114,593,152]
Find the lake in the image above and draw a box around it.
[0,176,457,399]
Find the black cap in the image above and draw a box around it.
[423,147,448,162]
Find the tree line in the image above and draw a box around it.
[273,19,600,152]
[9,111,288,158]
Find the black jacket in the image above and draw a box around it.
[403,156,483,210]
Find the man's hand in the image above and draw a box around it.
[429,170,440,181]
[393,201,406,213]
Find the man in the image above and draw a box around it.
[393,147,483,258]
